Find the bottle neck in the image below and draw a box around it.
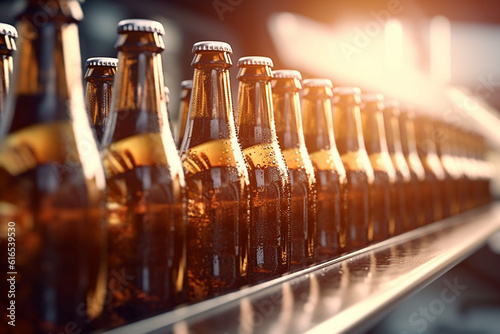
[0,34,15,113]
[415,117,437,157]
[302,88,336,153]
[181,63,234,150]
[360,104,385,155]
[272,85,305,150]
[176,87,191,147]
[237,78,276,149]
[333,100,364,155]
[103,46,167,144]
[383,109,404,155]
[400,114,418,157]
[3,16,84,133]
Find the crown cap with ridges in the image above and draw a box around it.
[85,57,118,68]
[181,80,193,89]
[333,86,362,96]
[0,23,17,38]
[272,70,302,80]
[192,41,232,53]
[117,19,165,35]
[302,78,333,88]
[238,56,273,67]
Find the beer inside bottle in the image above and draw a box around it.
[414,115,445,223]
[272,69,317,270]
[236,56,291,283]
[382,100,411,233]
[0,23,17,121]
[399,108,426,228]
[180,41,251,301]
[100,19,187,325]
[332,87,374,250]
[360,94,395,240]
[301,78,347,261]
[0,1,106,332]
[177,79,192,148]
[84,57,117,143]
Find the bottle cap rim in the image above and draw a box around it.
[237,56,273,67]
[302,78,333,88]
[272,70,301,80]
[333,86,362,96]
[192,41,232,53]
[85,57,119,68]
[0,23,18,38]
[117,19,165,35]
[181,79,193,89]
[361,93,384,102]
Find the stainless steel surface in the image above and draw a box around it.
[102,203,500,334]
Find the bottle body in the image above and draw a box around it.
[332,88,374,250]
[237,57,291,283]
[272,70,317,270]
[302,79,347,261]
[100,20,187,325]
[0,23,16,119]
[180,42,250,301]
[0,3,106,332]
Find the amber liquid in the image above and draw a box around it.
[345,169,371,250]
[371,170,391,242]
[242,143,291,283]
[392,171,408,234]
[102,130,186,326]
[405,170,422,229]
[420,171,441,224]
[0,122,105,333]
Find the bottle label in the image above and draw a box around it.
[0,121,80,176]
[182,139,242,175]
[242,143,280,169]
[102,133,168,178]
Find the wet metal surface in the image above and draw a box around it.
[103,204,500,334]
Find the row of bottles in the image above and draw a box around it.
[0,1,494,331]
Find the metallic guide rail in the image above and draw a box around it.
[101,203,500,334]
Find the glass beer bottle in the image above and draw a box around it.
[382,100,411,233]
[0,23,17,120]
[414,115,445,223]
[84,57,118,143]
[360,94,396,240]
[100,19,187,324]
[177,79,192,148]
[399,108,426,227]
[272,69,317,270]
[301,78,347,261]
[236,56,291,283]
[180,41,251,301]
[332,87,374,249]
[0,1,106,332]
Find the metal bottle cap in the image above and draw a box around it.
[237,56,273,67]
[85,57,118,68]
[302,78,333,88]
[272,70,301,80]
[0,23,18,38]
[192,41,232,53]
[117,19,165,35]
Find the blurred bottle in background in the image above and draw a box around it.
[0,0,106,332]
[398,107,426,228]
[332,87,374,250]
[382,100,411,233]
[302,78,347,261]
[84,57,117,143]
[0,23,16,122]
[180,41,251,301]
[177,79,192,148]
[415,115,446,223]
[100,19,187,326]
[360,94,395,240]
[272,69,317,270]
[236,56,291,283]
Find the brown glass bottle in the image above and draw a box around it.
[84,57,117,143]
[177,79,192,148]
[180,41,251,301]
[236,56,291,283]
[0,1,106,333]
[332,87,374,250]
[301,79,347,261]
[272,70,317,270]
[360,94,396,240]
[476,135,493,205]
[100,19,187,325]
[0,23,16,120]
[382,100,412,233]
[453,127,474,211]
[398,109,426,227]
[415,116,446,223]
[434,121,461,216]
